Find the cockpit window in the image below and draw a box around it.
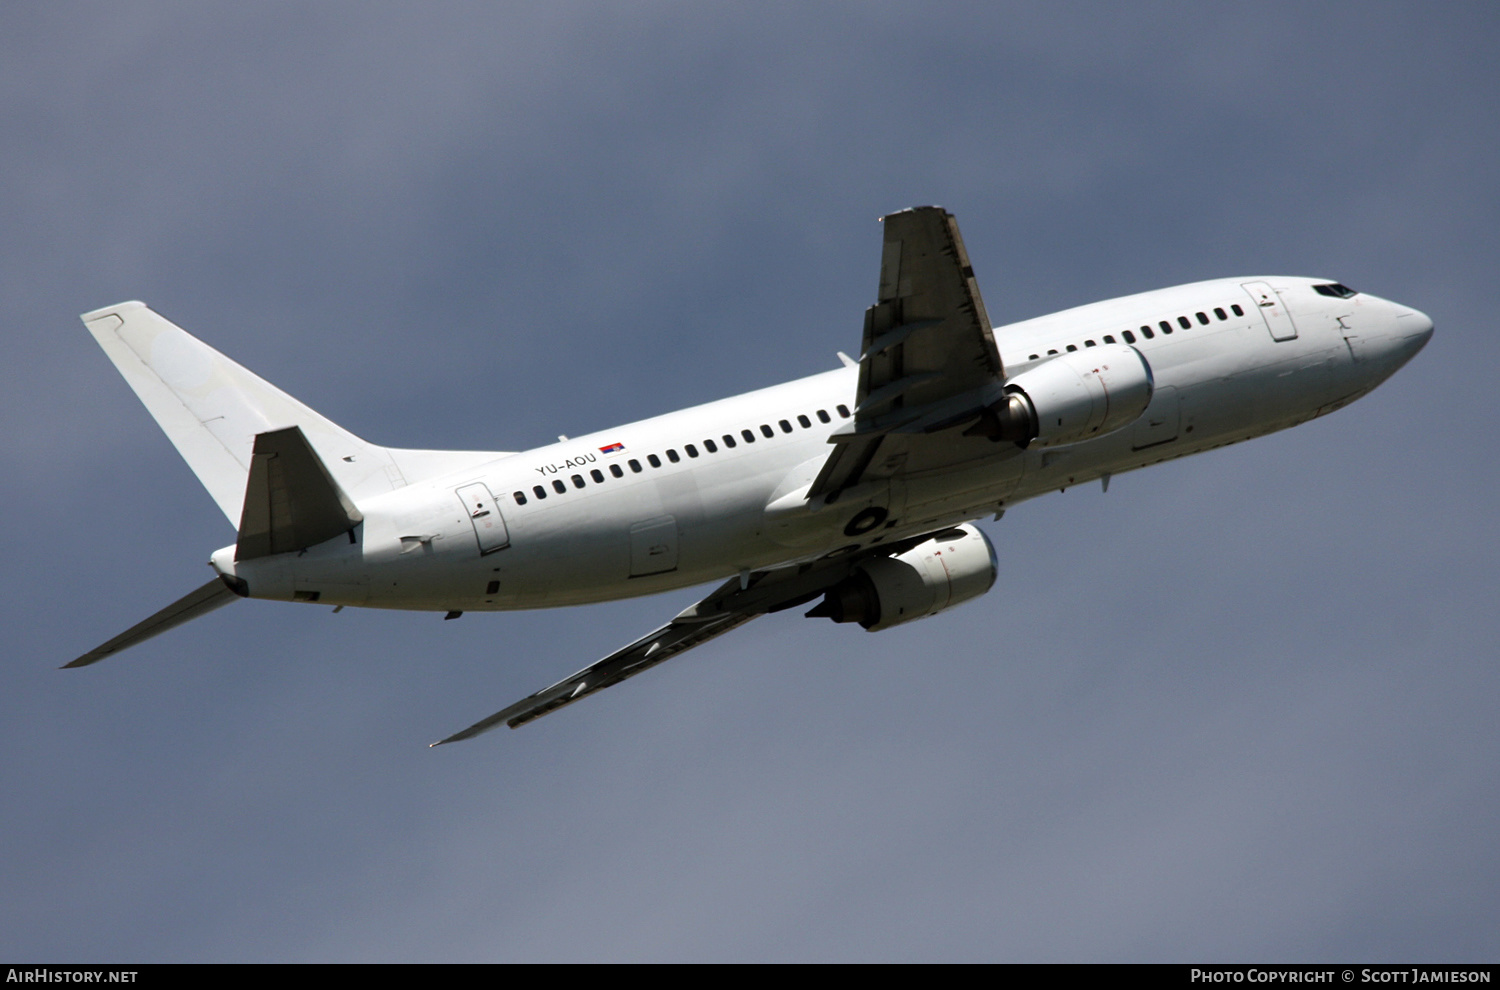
[1313,283,1358,299]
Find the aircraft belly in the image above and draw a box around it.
[1176,338,1351,444]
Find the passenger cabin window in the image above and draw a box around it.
[723,434,737,448]
[513,491,527,505]
[533,485,547,500]
[1196,312,1210,325]
[1231,304,1244,316]
[1048,348,1059,355]
[609,464,624,478]
[741,429,755,443]
[797,415,811,428]
[552,479,566,494]
[590,469,604,483]
[779,419,792,433]
[648,454,661,468]
[1160,321,1173,334]
[1066,344,1078,352]
[817,410,831,423]
[1103,335,1116,344]
[666,449,680,463]
[685,444,698,458]
[1214,307,1227,320]
[1084,339,1096,347]
[705,438,718,453]
[760,424,774,438]
[629,459,643,473]
[1178,315,1191,329]
[1140,325,1154,339]
[837,405,851,418]
[1122,330,1136,344]
[1029,353,1040,360]
[571,474,585,489]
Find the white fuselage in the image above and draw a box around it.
[212,276,1432,612]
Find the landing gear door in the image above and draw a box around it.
[456,483,511,554]
[1242,281,1298,341]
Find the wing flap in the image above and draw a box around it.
[807,430,884,501]
[861,207,1002,418]
[807,207,1007,500]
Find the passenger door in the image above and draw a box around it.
[1242,281,1298,342]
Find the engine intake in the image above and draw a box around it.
[966,344,1153,447]
[807,524,997,631]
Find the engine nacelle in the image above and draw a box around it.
[968,344,1153,447]
[807,524,997,632]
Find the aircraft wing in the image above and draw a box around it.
[809,206,1010,499]
[432,533,945,744]
[431,609,760,744]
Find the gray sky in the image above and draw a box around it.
[2,2,1496,962]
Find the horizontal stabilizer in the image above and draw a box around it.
[65,578,239,668]
[236,426,363,560]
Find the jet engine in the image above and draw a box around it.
[807,524,997,632]
[966,343,1153,447]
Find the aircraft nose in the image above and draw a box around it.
[1390,303,1434,363]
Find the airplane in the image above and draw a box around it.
[66,206,1433,745]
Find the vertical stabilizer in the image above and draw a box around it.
[82,302,404,524]
[83,302,517,523]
